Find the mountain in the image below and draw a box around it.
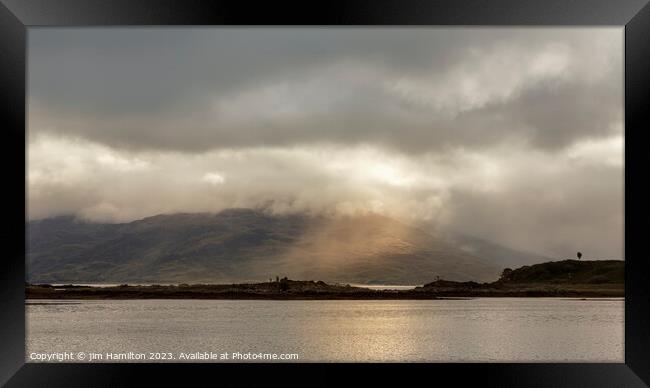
[437,231,549,269]
[27,209,534,284]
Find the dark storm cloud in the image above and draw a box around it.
[29,28,622,153]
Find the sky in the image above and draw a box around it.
[27,28,623,259]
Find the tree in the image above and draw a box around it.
[500,268,513,280]
[577,252,582,260]
[279,277,289,291]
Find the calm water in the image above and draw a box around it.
[26,298,624,362]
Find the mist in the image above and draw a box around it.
[28,27,624,260]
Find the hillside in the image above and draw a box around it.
[412,259,624,297]
[496,259,624,285]
[27,209,548,285]
[438,231,549,268]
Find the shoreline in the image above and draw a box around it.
[26,281,624,300]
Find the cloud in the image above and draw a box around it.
[27,28,624,259]
[203,172,226,185]
[436,139,624,258]
[27,132,623,259]
[29,28,622,153]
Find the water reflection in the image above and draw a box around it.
[27,298,624,362]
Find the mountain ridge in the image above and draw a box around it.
[27,209,548,284]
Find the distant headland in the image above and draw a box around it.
[26,260,623,300]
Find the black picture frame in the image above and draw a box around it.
[1,0,649,386]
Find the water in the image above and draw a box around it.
[348,284,419,290]
[26,298,624,362]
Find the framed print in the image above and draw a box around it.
[1,0,649,386]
